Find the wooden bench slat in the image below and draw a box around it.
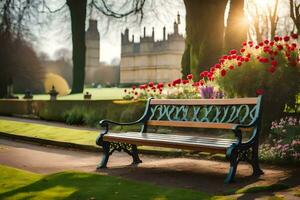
[150,98,258,105]
[147,121,253,131]
[147,120,233,129]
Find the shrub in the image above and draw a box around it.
[63,107,85,125]
[44,73,70,96]
[204,34,300,132]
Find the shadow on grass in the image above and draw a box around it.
[233,168,300,200]
[0,171,210,200]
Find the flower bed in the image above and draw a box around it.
[260,116,300,164]
[124,33,300,135]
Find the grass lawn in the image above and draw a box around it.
[17,88,127,100]
[0,165,210,200]
[0,119,98,147]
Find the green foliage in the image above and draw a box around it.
[181,44,191,78]
[213,37,300,133]
[63,107,85,125]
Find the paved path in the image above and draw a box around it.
[1,138,299,197]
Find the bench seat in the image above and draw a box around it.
[103,132,237,154]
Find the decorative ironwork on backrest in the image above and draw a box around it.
[148,98,260,125]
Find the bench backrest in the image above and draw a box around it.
[143,96,262,131]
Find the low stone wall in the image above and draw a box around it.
[0,99,146,124]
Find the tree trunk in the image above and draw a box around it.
[182,0,228,80]
[224,0,247,51]
[67,0,87,94]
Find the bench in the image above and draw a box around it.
[96,96,264,183]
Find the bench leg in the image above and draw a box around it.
[97,141,111,169]
[250,143,264,176]
[225,145,238,183]
[131,145,142,165]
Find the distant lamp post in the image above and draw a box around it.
[23,89,33,99]
[84,91,92,100]
[48,85,59,100]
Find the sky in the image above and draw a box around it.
[34,0,186,64]
[34,0,292,64]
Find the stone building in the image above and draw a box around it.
[85,20,120,86]
[120,15,185,84]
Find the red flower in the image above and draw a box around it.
[192,82,199,87]
[291,33,298,39]
[268,66,276,73]
[244,57,250,62]
[182,80,189,84]
[284,36,290,42]
[271,60,278,66]
[199,80,204,86]
[149,82,154,87]
[259,57,269,63]
[264,40,269,44]
[276,45,283,50]
[255,45,259,49]
[242,41,247,46]
[132,85,136,90]
[173,78,181,85]
[240,48,245,53]
[259,42,264,46]
[237,62,242,67]
[229,65,234,70]
[270,41,275,46]
[157,82,164,88]
[256,89,265,95]
[229,49,237,55]
[167,83,171,87]
[187,74,193,80]
[274,36,280,42]
[220,69,227,77]
[215,63,221,69]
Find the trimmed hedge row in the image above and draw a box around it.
[0,99,146,127]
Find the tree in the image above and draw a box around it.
[224,0,248,51]
[182,0,228,80]
[64,0,147,93]
[246,0,279,41]
[290,0,300,35]
[66,0,87,94]
[0,0,44,98]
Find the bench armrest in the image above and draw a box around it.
[231,118,259,146]
[231,119,258,130]
[99,98,153,135]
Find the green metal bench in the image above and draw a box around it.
[96,96,264,183]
